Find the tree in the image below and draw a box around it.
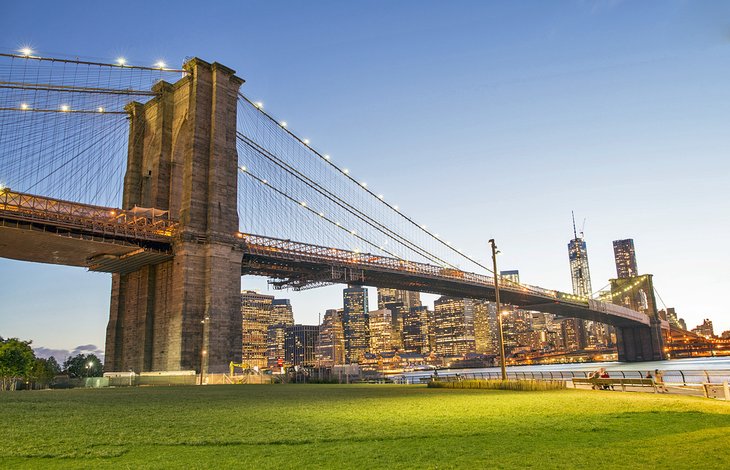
[63,353,103,378]
[28,357,62,389]
[0,338,36,391]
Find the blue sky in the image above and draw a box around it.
[1,0,729,358]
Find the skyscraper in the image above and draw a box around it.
[433,296,475,357]
[241,290,274,368]
[473,300,495,354]
[316,309,345,366]
[499,270,520,287]
[613,239,638,279]
[402,306,431,354]
[368,308,398,354]
[568,214,592,297]
[565,213,591,350]
[342,286,369,363]
[377,288,422,310]
[285,324,319,367]
[267,298,294,367]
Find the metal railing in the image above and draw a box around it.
[0,190,177,243]
[395,369,730,387]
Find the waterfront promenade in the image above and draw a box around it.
[396,357,730,398]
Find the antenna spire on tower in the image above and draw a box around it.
[572,211,578,239]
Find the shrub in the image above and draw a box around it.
[427,379,566,391]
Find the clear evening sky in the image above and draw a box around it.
[1,0,728,360]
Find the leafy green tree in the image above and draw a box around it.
[29,357,62,389]
[0,338,36,391]
[63,353,103,378]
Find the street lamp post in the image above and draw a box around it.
[200,316,209,385]
[489,239,507,381]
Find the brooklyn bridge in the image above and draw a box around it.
[0,52,669,374]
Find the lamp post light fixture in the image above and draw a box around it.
[489,238,507,381]
[199,316,210,385]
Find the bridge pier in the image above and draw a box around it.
[615,318,667,362]
[105,58,244,374]
[611,275,667,362]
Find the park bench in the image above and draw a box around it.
[702,382,730,400]
[572,377,664,392]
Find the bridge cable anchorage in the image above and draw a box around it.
[237,165,406,261]
[236,93,498,275]
[236,132,460,270]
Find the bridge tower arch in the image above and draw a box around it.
[610,274,667,362]
[105,58,244,374]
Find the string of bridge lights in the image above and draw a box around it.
[4,49,606,300]
[7,104,124,114]
[4,47,184,115]
[7,47,184,72]
[239,93,500,275]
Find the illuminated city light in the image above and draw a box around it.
[239,165,247,172]
[300,201,307,207]
[280,121,287,128]
[19,47,33,57]
[394,205,399,210]
[361,182,367,187]
[254,101,264,109]
[318,212,324,217]
[116,57,127,66]
[97,107,105,113]
[343,169,349,174]
[378,194,384,199]
[303,138,310,145]
[60,104,70,112]
[154,60,167,69]
[20,103,29,110]
[323,154,331,160]
[262,179,268,184]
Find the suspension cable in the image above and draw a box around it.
[237,93,496,275]
[237,132,459,270]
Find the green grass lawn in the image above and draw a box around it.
[2,385,729,469]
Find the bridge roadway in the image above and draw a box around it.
[0,190,664,329]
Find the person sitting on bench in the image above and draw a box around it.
[600,369,614,390]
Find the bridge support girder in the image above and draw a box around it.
[105,58,244,374]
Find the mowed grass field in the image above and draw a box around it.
[2,385,729,469]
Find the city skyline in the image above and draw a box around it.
[1,1,729,355]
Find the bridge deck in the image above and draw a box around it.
[0,190,661,328]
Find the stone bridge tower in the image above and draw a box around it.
[610,274,667,362]
[105,58,243,375]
